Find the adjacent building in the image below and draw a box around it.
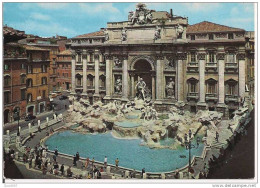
[69,3,254,117]
[56,49,72,91]
[25,45,50,115]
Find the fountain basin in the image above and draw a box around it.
[114,121,140,128]
[44,130,204,172]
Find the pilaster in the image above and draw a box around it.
[71,51,76,95]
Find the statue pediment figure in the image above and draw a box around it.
[128,3,153,25]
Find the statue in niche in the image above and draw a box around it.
[154,26,161,40]
[121,28,127,41]
[114,78,122,93]
[165,59,176,70]
[114,58,122,68]
[166,78,175,98]
[104,29,109,41]
[136,78,148,100]
[176,24,184,39]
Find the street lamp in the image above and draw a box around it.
[185,129,198,177]
[15,111,20,136]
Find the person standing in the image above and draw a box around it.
[141,168,145,178]
[91,157,95,168]
[104,156,107,168]
[115,158,119,169]
[85,157,90,169]
[73,155,77,166]
[54,147,58,156]
[76,152,80,161]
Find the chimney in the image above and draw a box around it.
[170,9,173,17]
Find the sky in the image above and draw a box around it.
[3,2,255,38]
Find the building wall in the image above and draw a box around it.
[4,44,27,123]
[26,50,50,115]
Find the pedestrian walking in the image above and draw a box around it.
[141,168,145,178]
[54,147,58,156]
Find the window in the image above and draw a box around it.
[78,54,82,62]
[42,90,46,99]
[42,65,47,73]
[228,33,234,39]
[190,83,196,93]
[207,80,217,94]
[209,52,215,63]
[42,77,47,85]
[4,92,10,104]
[191,35,195,40]
[226,53,235,63]
[191,52,196,62]
[89,39,92,44]
[4,76,11,87]
[53,78,56,82]
[27,93,32,102]
[21,89,26,100]
[21,75,26,84]
[209,34,214,40]
[21,63,25,69]
[4,64,10,71]
[27,65,33,74]
[27,79,33,87]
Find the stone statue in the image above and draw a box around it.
[176,24,184,39]
[104,29,109,41]
[121,28,127,41]
[166,78,175,98]
[154,26,161,40]
[114,78,122,93]
[114,58,122,68]
[128,3,153,25]
[135,78,146,100]
[165,59,175,70]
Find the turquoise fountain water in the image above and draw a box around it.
[45,130,204,172]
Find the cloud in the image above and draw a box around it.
[182,3,221,12]
[30,12,50,21]
[37,3,68,10]
[243,3,254,13]
[10,20,77,37]
[79,3,120,14]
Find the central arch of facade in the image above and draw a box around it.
[129,56,156,100]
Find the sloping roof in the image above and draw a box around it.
[3,26,26,37]
[59,50,72,55]
[74,30,104,38]
[23,45,49,51]
[187,21,245,33]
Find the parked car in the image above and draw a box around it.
[25,114,36,121]
[59,95,68,100]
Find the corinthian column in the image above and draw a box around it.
[122,56,129,100]
[238,53,246,98]
[94,53,100,96]
[197,53,206,108]
[176,53,186,102]
[82,51,87,96]
[217,53,225,104]
[71,51,76,95]
[104,55,113,98]
[156,55,164,101]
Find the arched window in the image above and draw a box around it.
[26,79,33,87]
[42,77,47,85]
[206,78,217,94]
[4,76,11,87]
[27,93,33,103]
[21,74,26,84]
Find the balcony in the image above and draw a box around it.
[225,63,238,73]
[187,92,199,101]
[187,62,199,73]
[99,86,106,91]
[87,86,94,90]
[205,62,218,72]
[76,85,83,89]
[205,93,218,102]
[75,65,83,70]
[87,63,95,70]
[225,94,239,102]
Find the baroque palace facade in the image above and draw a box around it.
[69,3,254,118]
